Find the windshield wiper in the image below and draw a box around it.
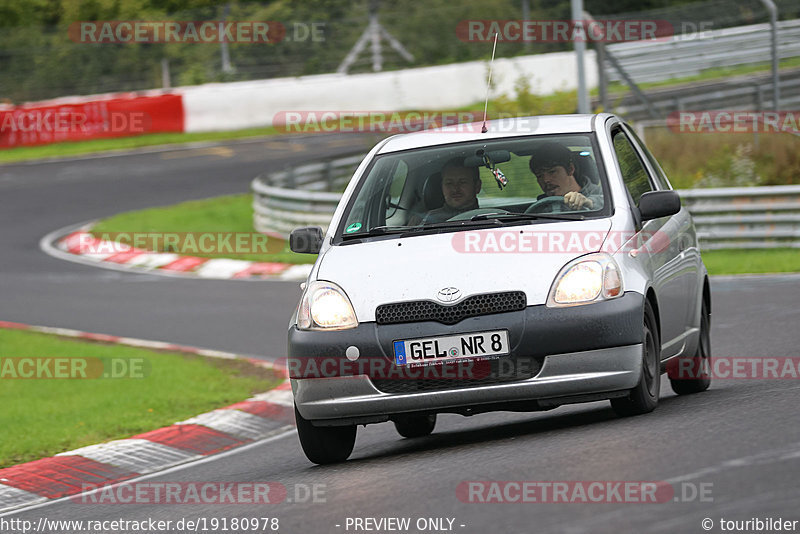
[340,225,417,240]
[341,219,503,241]
[470,212,586,222]
[411,218,504,231]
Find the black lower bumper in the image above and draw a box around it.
[287,292,644,379]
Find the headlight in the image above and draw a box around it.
[547,253,623,307]
[297,280,358,330]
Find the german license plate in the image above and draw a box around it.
[393,330,509,366]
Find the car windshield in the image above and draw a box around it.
[338,134,609,239]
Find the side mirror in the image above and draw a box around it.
[639,190,681,221]
[289,226,324,254]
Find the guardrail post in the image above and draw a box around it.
[596,41,608,111]
[325,160,334,191]
[754,83,763,148]
[759,0,780,110]
[754,83,763,112]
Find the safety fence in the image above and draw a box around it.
[604,19,800,85]
[251,155,363,237]
[252,152,800,249]
[679,184,800,249]
[601,68,800,122]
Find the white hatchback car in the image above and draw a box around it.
[288,114,711,464]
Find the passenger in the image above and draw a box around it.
[529,142,603,210]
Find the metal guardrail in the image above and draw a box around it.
[677,184,800,249]
[251,155,362,236]
[605,19,800,85]
[604,68,800,121]
[252,154,800,249]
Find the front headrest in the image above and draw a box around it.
[422,172,444,210]
[573,152,600,185]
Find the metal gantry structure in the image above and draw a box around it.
[337,0,414,74]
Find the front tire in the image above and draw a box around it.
[294,405,356,465]
[611,301,660,417]
[669,296,712,395]
[393,414,437,438]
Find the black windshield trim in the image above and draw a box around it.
[331,132,612,245]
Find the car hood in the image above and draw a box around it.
[316,220,612,322]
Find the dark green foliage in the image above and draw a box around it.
[1,0,797,103]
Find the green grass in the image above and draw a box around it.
[0,126,280,164]
[644,129,800,189]
[90,193,316,264]
[0,328,282,468]
[701,248,800,276]
[92,192,800,274]
[458,90,579,117]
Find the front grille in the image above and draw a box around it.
[375,291,526,325]
[370,357,541,394]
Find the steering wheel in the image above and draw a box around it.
[524,197,567,214]
[447,208,510,221]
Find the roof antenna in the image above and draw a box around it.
[481,32,499,134]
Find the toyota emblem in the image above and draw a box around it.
[436,287,462,303]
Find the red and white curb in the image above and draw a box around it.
[0,320,294,514]
[41,222,313,281]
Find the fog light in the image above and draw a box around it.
[345,346,360,361]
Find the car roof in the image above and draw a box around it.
[376,113,616,154]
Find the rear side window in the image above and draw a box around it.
[612,129,653,206]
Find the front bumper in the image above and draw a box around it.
[289,292,645,422]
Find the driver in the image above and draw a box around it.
[421,160,482,224]
[529,142,603,211]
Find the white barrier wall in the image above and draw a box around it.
[181,50,597,132]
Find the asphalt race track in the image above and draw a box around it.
[0,135,374,357]
[2,137,800,534]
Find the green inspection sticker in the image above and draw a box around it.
[346,223,362,233]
